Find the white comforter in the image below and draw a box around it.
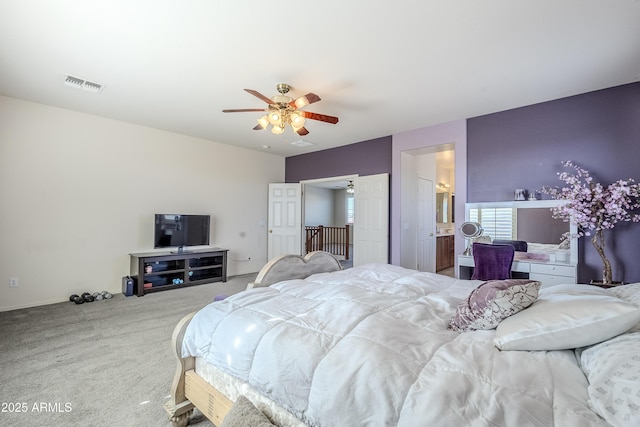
[182,264,608,427]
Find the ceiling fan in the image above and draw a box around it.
[222,83,339,136]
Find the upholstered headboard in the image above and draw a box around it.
[247,251,343,289]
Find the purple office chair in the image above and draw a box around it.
[471,242,515,280]
[492,239,528,252]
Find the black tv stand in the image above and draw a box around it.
[129,248,228,296]
[171,246,192,254]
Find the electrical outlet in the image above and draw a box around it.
[9,277,18,287]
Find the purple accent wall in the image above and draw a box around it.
[285,136,392,182]
[467,82,640,283]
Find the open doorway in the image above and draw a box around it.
[301,175,356,269]
[268,174,389,268]
[435,150,455,277]
[399,144,455,275]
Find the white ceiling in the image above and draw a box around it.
[1,1,639,157]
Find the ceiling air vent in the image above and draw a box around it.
[290,140,315,147]
[64,75,104,93]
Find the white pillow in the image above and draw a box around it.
[610,282,640,306]
[581,332,640,427]
[610,283,640,334]
[494,284,640,351]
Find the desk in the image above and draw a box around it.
[458,255,577,287]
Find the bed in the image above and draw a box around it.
[165,251,640,427]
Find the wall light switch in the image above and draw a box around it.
[9,277,18,287]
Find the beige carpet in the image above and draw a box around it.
[0,273,256,427]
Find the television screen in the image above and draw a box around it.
[154,214,210,249]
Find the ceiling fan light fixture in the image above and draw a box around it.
[223,84,338,138]
[268,111,282,126]
[289,111,305,128]
[256,115,269,129]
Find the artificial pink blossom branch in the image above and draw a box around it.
[541,161,640,284]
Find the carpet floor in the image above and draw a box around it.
[0,273,256,427]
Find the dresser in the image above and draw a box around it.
[458,255,577,287]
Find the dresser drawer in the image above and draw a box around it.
[530,273,577,287]
[511,261,530,273]
[530,263,575,277]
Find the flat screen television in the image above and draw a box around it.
[154,214,210,251]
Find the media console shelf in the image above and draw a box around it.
[129,248,228,296]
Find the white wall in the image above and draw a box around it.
[332,190,347,227]
[0,96,284,311]
[303,186,333,226]
[399,152,417,268]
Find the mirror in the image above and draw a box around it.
[467,207,567,244]
[465,200,577,263]
[459,221,483,255]
[436,192,451,223]
[460,221,483,238]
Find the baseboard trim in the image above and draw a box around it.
[0,296,78,313]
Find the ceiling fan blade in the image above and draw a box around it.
[222,108,266,113]
[244,89,275,104]
[290,93,321,108]
[295,127,309,136]
[300,111,339,124]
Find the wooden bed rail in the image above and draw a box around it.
[164,312,196,427]
[165,311,234,426]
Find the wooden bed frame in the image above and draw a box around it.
[164,251,343,427]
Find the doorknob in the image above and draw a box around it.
[269,230,273,233]
[429,233,434,236]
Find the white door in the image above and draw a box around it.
[268,183,302,260]
[353,173,389,266]
[417,177,435,272]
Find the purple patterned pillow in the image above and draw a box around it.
[449,279,541,332]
